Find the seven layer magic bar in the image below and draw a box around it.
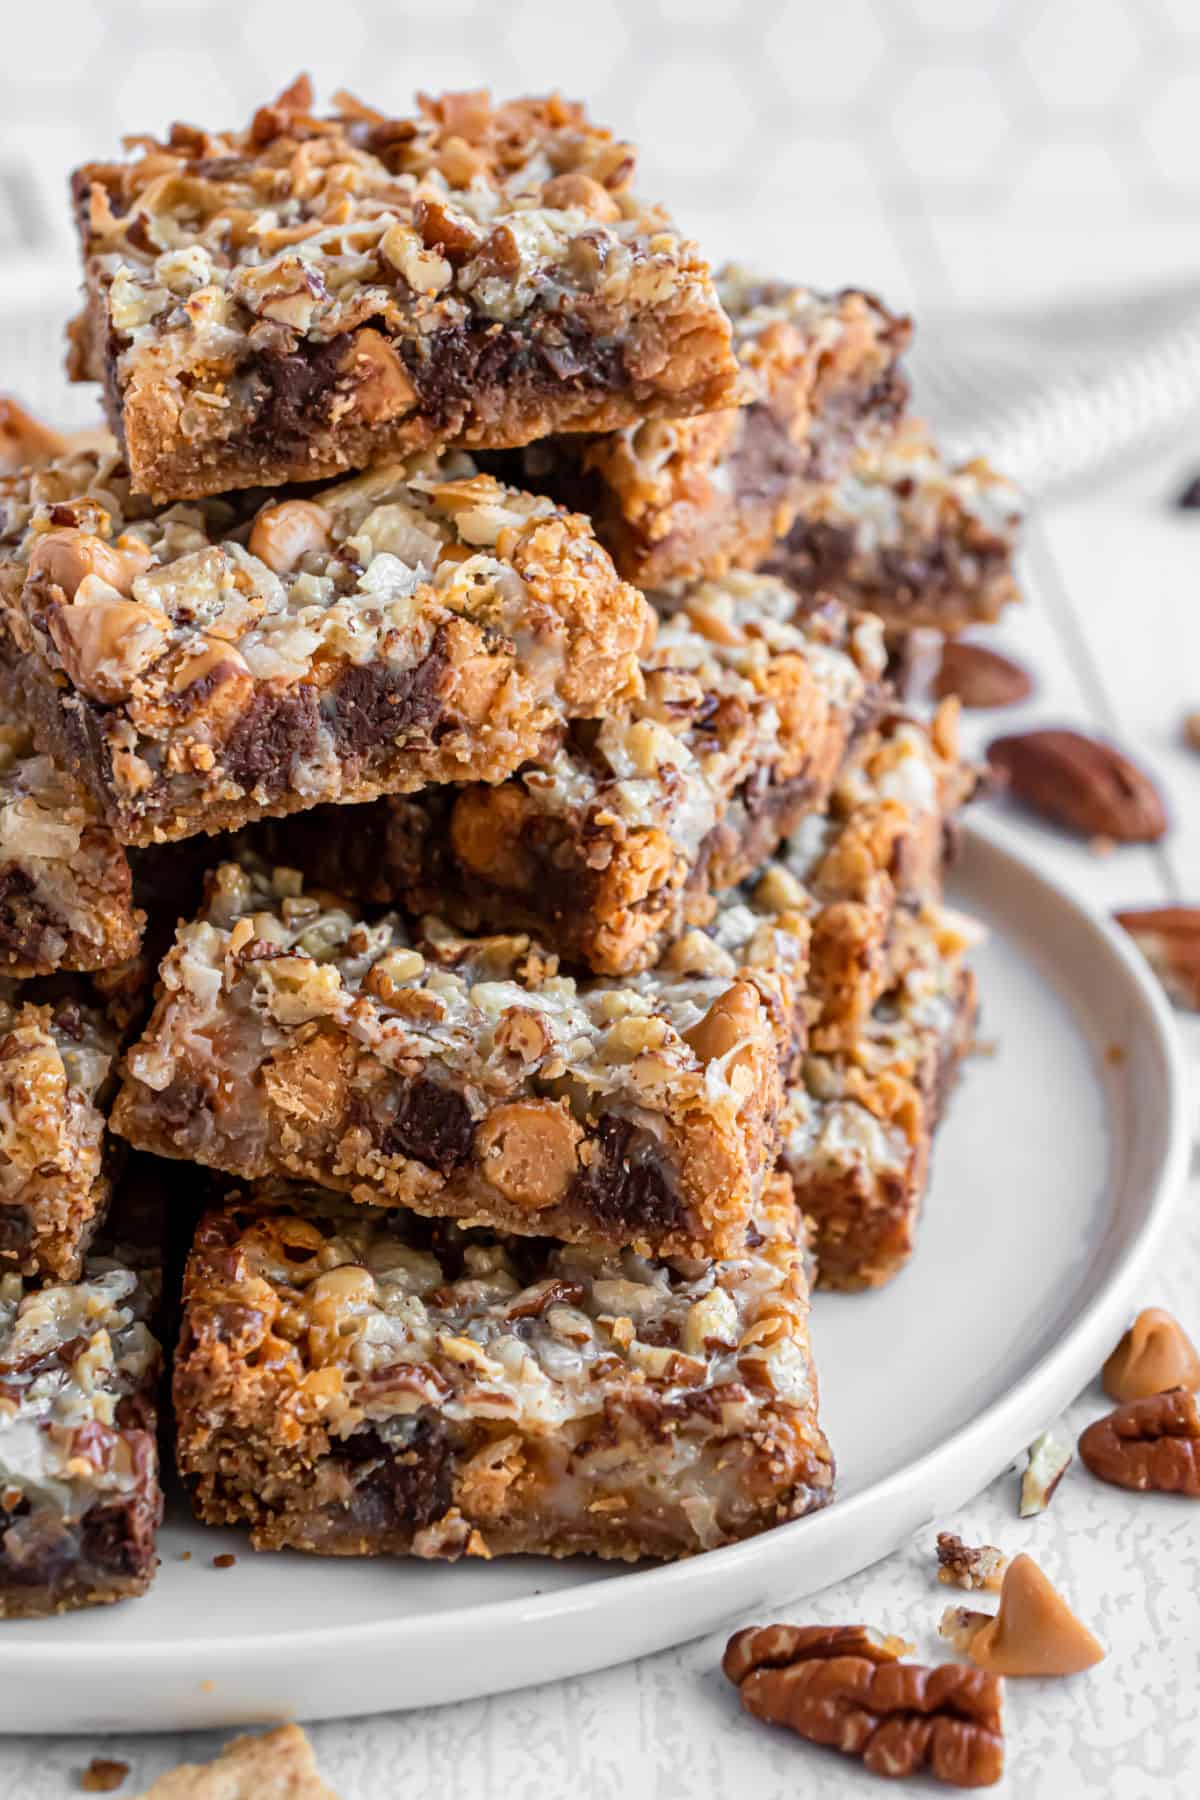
[764,420,1023,633]
[173,1173,832,1562]
[67,80,742,502]
[0,448,648,845]
[0,1162,164,1616]
[112,858,802,1260]
[506,268,911,589]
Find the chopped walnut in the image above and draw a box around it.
[723,1623,1003,1787]
[1019,1430,1073,1517]
[938,1554,1104,1678]
[936,1532,1008,1593]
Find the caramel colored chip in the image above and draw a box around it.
[942,1554,1104,1678]
[1102,1307,1200,1403]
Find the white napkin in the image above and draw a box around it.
[908,282,1200,495]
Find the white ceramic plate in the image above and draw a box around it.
[3,819,1188,1733]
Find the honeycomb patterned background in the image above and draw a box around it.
[1,0,1197,258]
[1,0,1198,453]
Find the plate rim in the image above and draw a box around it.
[1,815,1191,1715]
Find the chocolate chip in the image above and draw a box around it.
[341,1419,451,1532]
[569,1115,684,1238]
[247,334,353,453]
[1177,475,1200,510]
[222,684,320,794]
[380,1078,474,1175]
[0,1204,33,1255]
[328,640,450,759]
[405,318,628,436]
[727,402,805,506]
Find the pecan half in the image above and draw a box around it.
[723,1623,1004,1788]
[1078,1387,1200,1493]
[987,730,1167,843]
[936,1532,1008,1592]
[938,1554,1104,1678]
[1019,1430,1073,1517]
[1113,909,1200,1011]
[935,643,1032,710]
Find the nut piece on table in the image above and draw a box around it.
[934,642,1033,710]
[936,1532,1009,1592]
[986,730,1168,843]
[1102,1306,1200,1403]
[1113,909,1200,1011]
[938,1553,1104,1677]
[81,1760,130,1793]
[1078,1387,1200,1494]
[1019,1430,1074,1518]
[133,1723,339,1797]
[1183,711,1200,752]
[723,1622,1004,1788]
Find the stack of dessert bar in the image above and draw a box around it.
[0,79,1017,1615]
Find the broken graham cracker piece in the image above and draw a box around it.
[134,1724,339,1798]
[68,79,741,502]
[1102,1307,1200,1402]
[1078,1387,1200,1494]
[174,1174,832,1561]
[505,269,910,589]
[1019,1429,1073,1517]
[723,1622,1003,1788]
[938,1554,1104,1677]
[0,448,649,846]
[936,1532,1008,1593]
[113,858,797,1260]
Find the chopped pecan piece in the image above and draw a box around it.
[936,1532,1008,1592]
[1078,1387,1200,1494]
[934,643,1032,710]
[1019,1429,1073,1517]
[938,1554,1104,1677]
[987,730,1167,843]
[1113,909,1200,1011]
[80,1758,129,1793]
[1183,711,1200,752]
[1102,1306,1200,1403]
[723,1623,1004,1788]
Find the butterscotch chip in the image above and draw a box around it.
[477,1100,581,1209]
[1102,1307,1200,1402]
[939,1553,1104,1678]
